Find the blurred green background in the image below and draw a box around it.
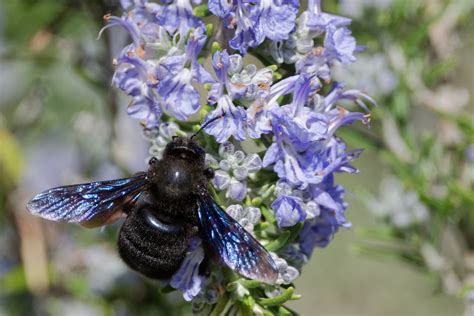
[0,0,472,315]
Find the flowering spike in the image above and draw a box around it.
[100,0,374,312]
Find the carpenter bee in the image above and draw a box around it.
[26,131,278,283]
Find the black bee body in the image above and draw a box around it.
[118,138,209,279]
[118,205,195,279]
[27,137,278,284]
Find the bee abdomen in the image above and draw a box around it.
[118,211,191,280]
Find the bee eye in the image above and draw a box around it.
[149,157,158,165]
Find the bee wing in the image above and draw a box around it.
[196,193,278,283]
[26,173,148,228]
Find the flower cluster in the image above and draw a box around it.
[207,142,262,201]
[367,178,429,229]
[103,0,374,312]
[103,1,214,127]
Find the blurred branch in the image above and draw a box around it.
[14,209,49,294]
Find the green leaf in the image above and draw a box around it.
[265,231,291,252]
[290,294,302,301]
[258,287,294,307]
[260,206,276,226]
[239,296,255,316]
[240,279,263,289]
[210,292,229,316]
[265,222,303,252]
[261,185,275,203]
[278,306,293,316]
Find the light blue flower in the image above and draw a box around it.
[146,122,181,158]
[209,0,262,54]
[266,0,359,80]
[324,24,357,64]
[258,0,299,42]
[272,255,300,284]
[170,238,205,301]
[203,95,247,143]
[205,50,275,141]
[272,195,306,228]
[156,27,213,120]
[160,0,204,34]
[211,142,262,201]
[108,18,212,124]
[226,204,261,231]
[209,0,298,54]
[367,178,429,229]
[305,0,351,33]
[299,175,351,257]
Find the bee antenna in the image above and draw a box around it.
[191,112,225,140]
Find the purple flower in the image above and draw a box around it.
[170,238,205,301]
[316,81,375,115]
[263,76,370,188]
[158,68,201,120]
[266,0,359,79]
[203,95,247,143]
[207,50,273,103]
[295,47,331,80]
[272,195,306,227]
[127,93,163,127]
[227,56,274,100]
[112,44,163,127]
[299,175,351,257]
[300,210,339,255]
[258,0,299,42]
[209,0,298,54]
[245,98,277,138]
[156,27,213,120]
[324,25,357,64]
[209,0,262,54]
[204,50,276,141]
[160,0,204,34]
[262,75,328,187]
[304,0,351,33]
[108,15,212,124]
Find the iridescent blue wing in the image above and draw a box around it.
[196,193,278,283]
[26,173,147,228]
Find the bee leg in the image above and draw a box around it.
[204,168,215,180]
[198,256,211,277]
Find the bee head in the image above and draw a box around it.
[162,136,205,164]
